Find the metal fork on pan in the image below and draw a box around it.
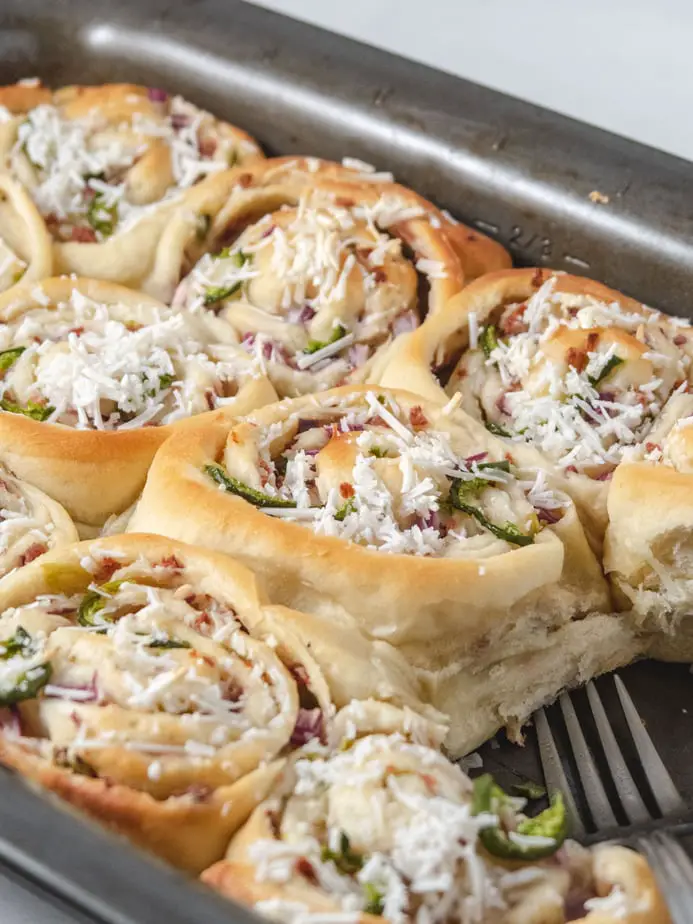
[535,674,693,923]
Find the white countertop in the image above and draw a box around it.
[250,0,693,163]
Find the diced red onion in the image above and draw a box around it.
[347,343,370,367]
[536,507,561,524]
[0,706,22,736]
[464,452,488,464]
[303,449,320,457]
[392,310,419,336]
[595,469,614,482]
[290,708,325,746]
[297,418,320,433]
[147,87,169,102]
[287,305,315,325]
[598,391,616,402]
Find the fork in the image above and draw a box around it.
[535,674,693,921]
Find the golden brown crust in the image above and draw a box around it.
[0,81,264,291]
[130,385,623,754]
[379,268,684,550]
[0,276,276,524]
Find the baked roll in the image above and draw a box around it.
[0,276,276,526]
[604,396,693,659]
[154,157,509,397]
[0,175,53,294]
[130,385,637,754]
[0,533,344,872]
[0,461,78,573]
[0,81,263,290]
[202,730,667,924]
[380,268,693,546]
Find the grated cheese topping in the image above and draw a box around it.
[180,194,434,397]
[217,392,563,557]
[449,277,693,474]
[0,286,261,430]
[6,93,256,242]
[245,733,612,924]
[0,552,313,797]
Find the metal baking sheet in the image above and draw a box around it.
[1,0,693,920]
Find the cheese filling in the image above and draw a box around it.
[0,466,55,575]
[211,393,565,557]
[0,286,260,430]
[448,278,693,476]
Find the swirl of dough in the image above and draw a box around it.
[203,729,666,924]
[0,82,264,290]
[129,386,634,755]
[0,534,336,872]
[0,276,276,525]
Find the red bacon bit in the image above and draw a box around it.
[193,611,213,633]
[566,465,579,474]
[236,173,253,189]
[290,708,325,746]
[204,390,216,411]
[70,226,98,243]
[289,663,310,686]
[198,136,217,158]
[335,196,355,208]
[531,268,544,289]
[645,442,661,454]
[258,459,272,487]
[19,542,47,566]
[467,232,478,241]
[586,332,600,352]
[566,347,588,373]
[261,224,276,239]
[372,268,387,284]
[68,326,85,337]
[222,678,243,702]
[674,334,688,346]
[94,556,121,582]
[340,482,355,498]
[421,773,438,794]
[367,415,387,428]
[504,452,516,464]
[409,406,429,430]
[69,711,82,728]
[295,857,318,885]
[500,304,528,336]
[159,555,183,571]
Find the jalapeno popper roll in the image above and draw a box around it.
[154,156,509,307]
[381,268,693,548]
[203,731,667,924]
[0,174,53,295]
[0,534,344,872]
[130,386,636,754]
[0,276,276,526]
[0,81,263,290]
[151,157,509,398]
[0,462,78,573]
[604,394,693,660]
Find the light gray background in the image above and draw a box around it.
[251,0,693,162]
[4,1,689,920]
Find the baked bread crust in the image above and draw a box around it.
[379,268,693,549]
[0,81,264,291]
[0,533,338,872]
[147,155,510,305]
[202,732,668,924]
[0,276,276,524]
[0,174,53,296]
[129,385,632,754]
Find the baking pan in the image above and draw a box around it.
[1,0,693,920]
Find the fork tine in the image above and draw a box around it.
[637,832,693,922]
[535,707,585,838]
[586,681,650,824]
[614,675,685,815]
[559,692,618,828]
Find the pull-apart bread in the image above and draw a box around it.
[129,385,638,755]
